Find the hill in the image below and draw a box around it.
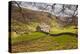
[11,6,77,36]
[10,6,78,53]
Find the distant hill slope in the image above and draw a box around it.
[11,6,56,24]
[11,6,77,36]
[11,6,57,33]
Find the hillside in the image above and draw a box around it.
[11,6,77,35]
[10,6,78,53]
[11,6,57,35]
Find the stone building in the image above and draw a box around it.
[36,23,50,32]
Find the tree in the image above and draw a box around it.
[53,4,78,27]
[11,2,78,27]
[11,1,29,23]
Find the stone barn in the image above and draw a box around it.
[36,23,50,32]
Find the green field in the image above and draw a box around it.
[11,28,78,52]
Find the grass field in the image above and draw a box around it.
[11,21,78,53]
[11,29,78,53]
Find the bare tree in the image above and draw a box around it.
[11,1,29,23]
[71,5,78,28]
[54,4,78,28]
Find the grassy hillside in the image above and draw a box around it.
[11,6,55,35]
[10,6,78,53]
